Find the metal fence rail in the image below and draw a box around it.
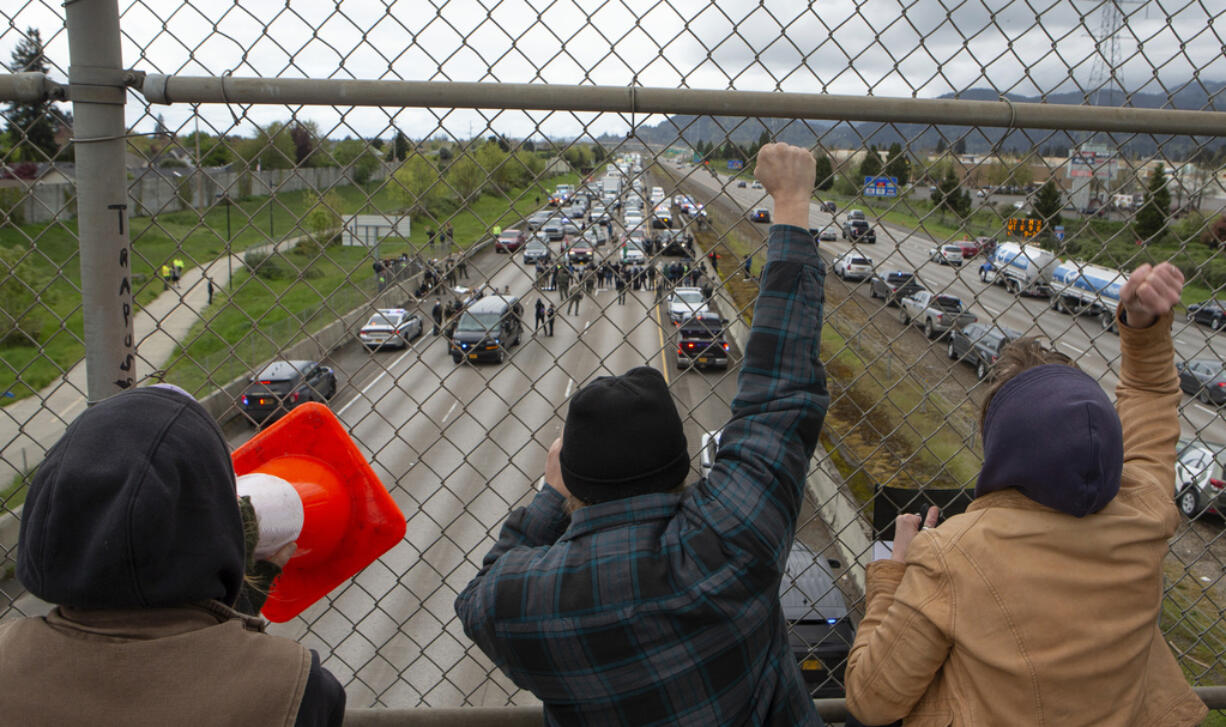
[2,0,1225,719]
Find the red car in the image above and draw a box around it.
[494,229,527,253]
[950,239,981,258]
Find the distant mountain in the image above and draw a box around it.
[610,80,1226,158]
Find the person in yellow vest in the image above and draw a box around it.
[172,258,184,288]
[160,264,172,290]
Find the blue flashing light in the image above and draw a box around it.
[826,618,838,625]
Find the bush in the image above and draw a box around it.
[244,251,291,281]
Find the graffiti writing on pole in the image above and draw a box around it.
[114,228,134,390]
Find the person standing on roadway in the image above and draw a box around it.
[566,287,583,316]
[844,262,1207,726]
[455,143,830,726]
[0,386,345,726]
[556,264,572,300]
[431,299,443,335]
[614,267,627,305]
[545,302,556,337]
[535,298,546,331]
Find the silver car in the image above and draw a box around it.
[667,287,708,324]
[832,250,873,281]
[1176,439,1226,518]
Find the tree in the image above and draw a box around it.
[815,154,834,192]
[289,123,317,166]
[1134,166,1171,243]
[0,245,53,344]
[935,137,947,155]
[331,139,379,185]
[476,141,517,191]
[305,191,343,243]
[446,153,485,203]
[931,167,971,220]
[393,131,408,161]
[883,142,911,187]
[1030,179,1063,228]
[183,131,233,167]
[953,138,968,156]
[237,122,296,171]
[858,145,883,180]
[522,139,536,153]
[5,28,60,161]
[392,153,440,215]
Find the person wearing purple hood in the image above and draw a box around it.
[844,262,1207,727]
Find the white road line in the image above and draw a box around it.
[1195,405,1218,417]
[565,378,574,398]
[981,306,1000,317]
[583,319,592,331]
[335,344,417,417]
[1062,343,1086,354]
[440,400,458,424]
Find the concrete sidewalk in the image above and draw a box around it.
[0,233,310,485]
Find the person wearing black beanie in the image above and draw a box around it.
[0,386,345,727]
[457,143,832,726]
[845,262,1207,727]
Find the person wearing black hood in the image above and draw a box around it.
[844,261,1207,727]
[0,385,346,727]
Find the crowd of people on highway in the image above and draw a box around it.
[0,143,1209,727]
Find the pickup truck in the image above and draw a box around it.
[900,290,978,339]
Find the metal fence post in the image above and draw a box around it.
[65,0,135,401]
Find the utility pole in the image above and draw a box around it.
[65,0,135,400]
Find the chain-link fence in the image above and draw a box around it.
[2,0,1225,720]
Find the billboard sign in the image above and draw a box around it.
[863,176,898,197]
[1068,144,1116,180]
[727,159,744,170]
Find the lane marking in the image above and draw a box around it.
[565,378,574,398]
[653,301,671,385]
[336,343,418,417]
[583,319,592,331]
[1061,343,1086,354]
[1195,405,1218,417]
[441,400,458,424]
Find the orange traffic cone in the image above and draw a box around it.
[232,402,406,622]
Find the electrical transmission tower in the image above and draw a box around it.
[1084,0,1144,107]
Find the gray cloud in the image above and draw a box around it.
[5,0,1221,140]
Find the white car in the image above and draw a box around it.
[751,180,764,190]
[624,212,644,230]
[621,243,646,265]
[667,287,709,324]
[929,244,965,266]
[819,226,839,242]
[358,308,423,350]
[832,250,873,281]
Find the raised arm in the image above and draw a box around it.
[688,143,829,574]
[1113,263,1184,522]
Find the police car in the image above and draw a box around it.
[358,308,424,350]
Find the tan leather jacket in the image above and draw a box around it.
[845,312,1207,727]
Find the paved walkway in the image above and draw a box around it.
[0,234,309,485]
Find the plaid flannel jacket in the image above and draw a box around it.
[455,225,830,726]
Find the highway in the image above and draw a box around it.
[214,216,841,707]
[661,159,1226,443]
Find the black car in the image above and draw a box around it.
[1187,300,1225,332]
[655,228,694,257]
[842,219,876,243]
[869,271,922,306]
[948,322,1022,380]
[1177,359,1226,405]
[781,543,855,698]
[749,208,771,223]
[676,311,730,369]
[240,360,337,425]
[820,201,837,213]
[449,295,524,364]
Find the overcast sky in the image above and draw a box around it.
[5,0,1223,142]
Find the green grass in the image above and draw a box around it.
[161,172,576,397]
[0,170,578,404]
